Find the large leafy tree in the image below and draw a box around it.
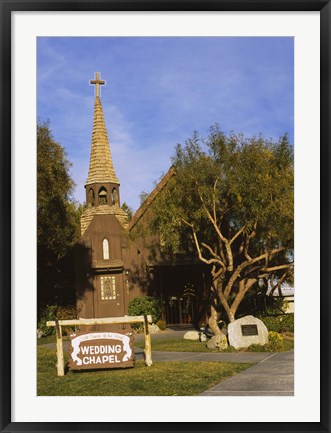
[37,121,81,311]
[150,126,294,333]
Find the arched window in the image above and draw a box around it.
[112,187,118,205]
[88,188,95,208]
[98,187,108,205]
[103,239,109,260]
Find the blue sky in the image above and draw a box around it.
[37,37,294,211]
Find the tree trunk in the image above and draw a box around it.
[227,311,235,323]
[230,279,256,320]
[208,305,222,335]
[216,284,235,323]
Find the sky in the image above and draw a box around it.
[37,37,294,212]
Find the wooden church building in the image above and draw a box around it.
[76,73,208,327]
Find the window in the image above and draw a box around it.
[88,188,95,207]
[112,187,118,205]
[98,187,107,205]
[103,239,109,260]
[100,276,116,300]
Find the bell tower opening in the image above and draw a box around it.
[98,187,108,205]
[88,188,95,207]
[112,187,119,206]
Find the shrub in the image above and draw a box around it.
[267,331,284,351]
[128,296,162,330]
[38,304,79,336]
[260,314,294,333]
[156,319,167,331]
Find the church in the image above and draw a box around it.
[75,73,209,327]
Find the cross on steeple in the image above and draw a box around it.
[90,72,106,97]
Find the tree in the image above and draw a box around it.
[139,191,149,205]
[37,121,81,312]
[121,202,133,221]
[149,126,294,334]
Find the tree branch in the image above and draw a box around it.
[230,278,257,319]
[212,177,219,223]
[192,230,225,268]
[201,242,227,272]
[223,246,286,298]
[229,225,246,245]
[180,217,193,228]
[196,184,234,271]
[261,263,293,273]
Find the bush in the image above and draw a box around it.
[156,319,167,331]
[38,304,79,336]
[260,314,294,333]
[267,331,284,351]
[128,296,162,330]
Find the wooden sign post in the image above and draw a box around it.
[55,319,64,376]
[143,314,152,367]
[46,315,153,376]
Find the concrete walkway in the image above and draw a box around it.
[134,347,276,364]
[200,351,294,396]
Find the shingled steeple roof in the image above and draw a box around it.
[86,73,119,186]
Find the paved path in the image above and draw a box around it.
[133,347,275,364]
[200,351,294,396]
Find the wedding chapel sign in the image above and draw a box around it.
[69,332,135,370]
[46,315,152,376]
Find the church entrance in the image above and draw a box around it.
[93,273,124,318]
[164,297,195,325]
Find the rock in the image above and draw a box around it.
[199,333,207,342]
[206,333,228,350]
[37,329,43,339]
[149,324,161,334]
[228,315,268,349]
[183,330,200,340]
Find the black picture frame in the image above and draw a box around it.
[1,1,330,432]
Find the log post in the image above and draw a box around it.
[55,319,64,377]
[143,314,152,367]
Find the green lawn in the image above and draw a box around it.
[134,334,294,353]
[37,335,70,346]
[37,346,252,396]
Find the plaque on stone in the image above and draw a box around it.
[241,324,258,336]
[227,315,268,349]
[68,331,134,370]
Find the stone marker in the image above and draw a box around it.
[227,315,268,349]
[183,330,200,340]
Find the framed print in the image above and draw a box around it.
[1,1,330,432]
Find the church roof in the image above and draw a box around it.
[85,94,119,186]
[80,205,129,236]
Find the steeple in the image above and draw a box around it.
[85,72,121,209]
[86,72,119,186]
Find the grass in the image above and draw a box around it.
[134,333,294,353]
[37,335,70,346]
[37,346,252,396]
